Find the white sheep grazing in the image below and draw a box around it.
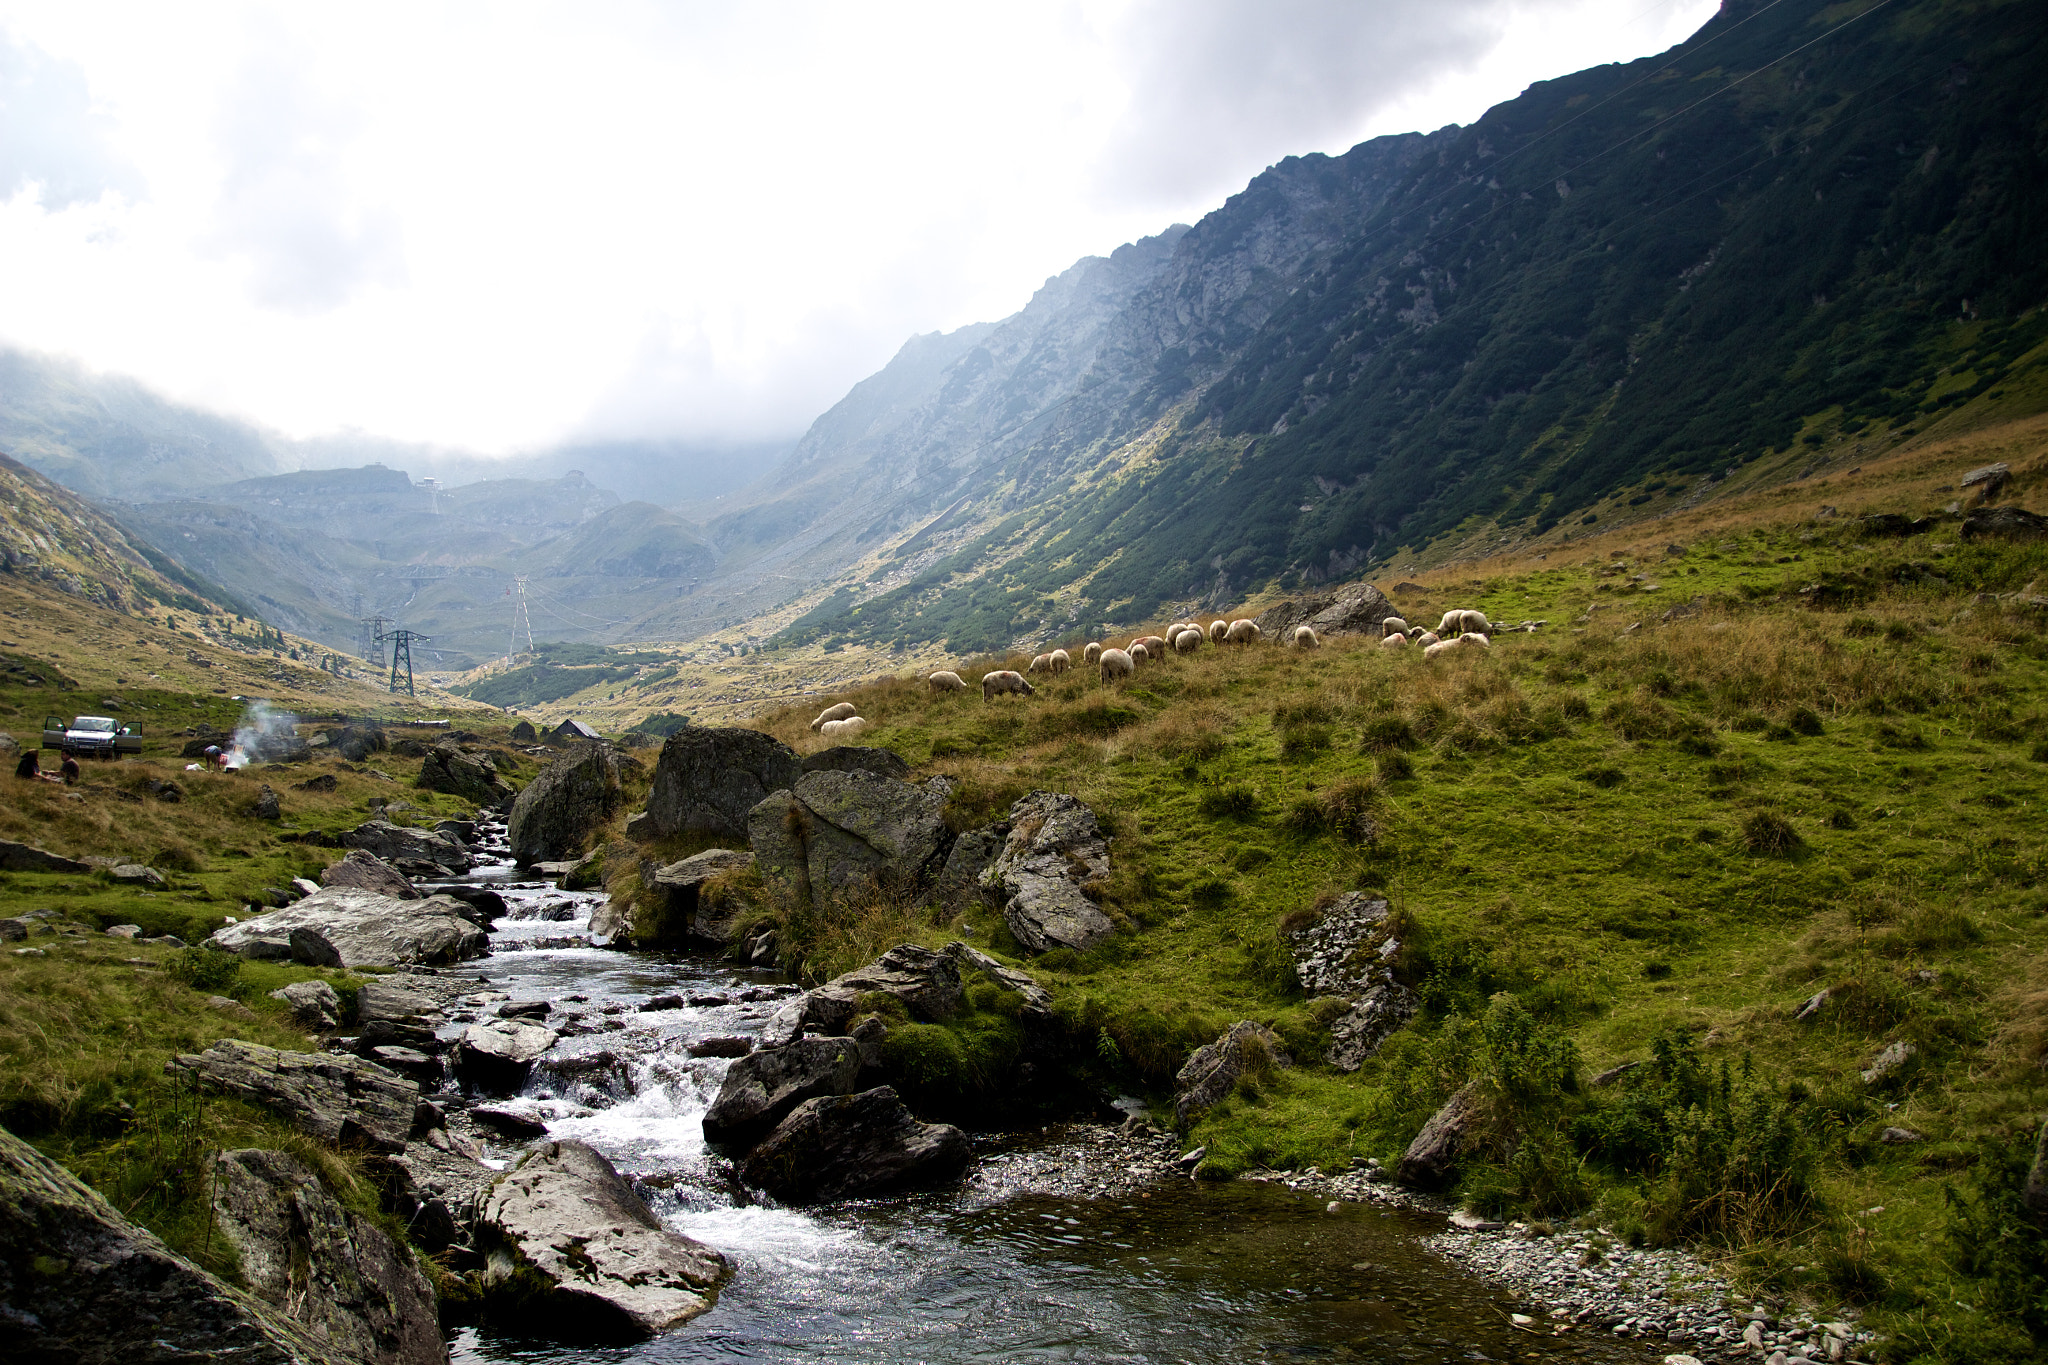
[1129,642,1150,663]
[1382,616,1409,638]
[1173,628,1203,653]
[1424,634,1489,661]
[927,670,966,692]
[1436,609,1491,637]
[1225,619,1261,644]
[1208,619,1229,642]
[819,716,867,738]
[1379,632,1410,650]
[1291,625,1320,649]
[1415,630,1440,647]
[1048,648,1071,674]
[1135,635,1168,657]
[981,670,1035,700]
[1083,641,1103,664]
[1166,622,1191,641]
[1461,632,1490,648]
[1026,653,1053,674]
[1099,647,1134,683]
[810,701,858,731]
[1422,639,1458,660]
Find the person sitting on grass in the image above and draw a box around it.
[14,750,42,780]
[60,754,81,784]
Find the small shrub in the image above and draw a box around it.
[1279,722,1333,757]
[1198,784,1261,820]
[1788,705,1825,736]
[1678,730,1721,757]
[1743,811,1802,856]
[1283,777,1378,843]
[1827,809,1859,830]
[1582,766,1626,789]
[1844,616,1882,638]
[1377,751,1415,781]
[1231,845,1274,872]
[166,946,243,993]
[1873,905,1983,957]
[1559,693,1592,720]
[1361,715,1417,752]
[154,840,205,874]
[1884,621,1917,643]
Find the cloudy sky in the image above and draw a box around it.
[0,0,1717,456]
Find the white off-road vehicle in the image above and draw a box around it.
[41,714,143,759]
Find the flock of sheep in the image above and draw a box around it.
[807,608,1499,735]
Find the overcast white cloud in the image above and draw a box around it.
[0,0,1716,457]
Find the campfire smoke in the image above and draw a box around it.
[226,701,299,769]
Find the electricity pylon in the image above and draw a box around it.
[507,576,532,664]
[385,629,428,697]
[360,615,392,668]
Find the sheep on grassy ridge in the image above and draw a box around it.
[1225,619,1261,644]
[981,670,1035,700]
[1027,653,1053,673]
[1083,642,1103,664]
[1436,609,1491,637]
[928,671,966,692]
[1209,620,1229,642]
[810,702,858,731]
[1380,632,1410,650]
[1415,630,1440,647]
[1134,635,1168,656]
[1129,642,1150,663]
[1099,648,1134,683]
[1382,616,1409,638]
[1291,625,1320,649]
[819,716,867,738]
[1049,648,1071,674]
[1173,628,1203,653]
[1423,634,1489,660]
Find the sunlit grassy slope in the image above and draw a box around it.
[742,413,2048,1347]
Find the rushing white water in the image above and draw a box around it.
[441,822,1663,1365]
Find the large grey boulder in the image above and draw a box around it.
[979,791,1113,954]
[1961,505,2048,541]
[1253,580,1397,640]
[318,848,418,900]
[207,887,488,968]
[269,980,343,1031]
[1287,892,1417,1071]
[455,1020,559,1094]
[748,769,953,908]
[508,742,624,866]
[342,819,468,876]
[1174,1021,1291,1124]
[701,1036,863,1148]
[740,1086,970,1203]
[473,1139,728,1340]
[166,1039,427,1153]
[417,741,514,806]
[0,839,90,873]
[825,944,964,1021]
[0,1125,350,1365]
[209,1148,445,1365]
[637,726,801,843]
[331,722,387,762]
[1395,1080,1486,1188]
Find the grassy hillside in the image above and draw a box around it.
[733,414,2048,1359]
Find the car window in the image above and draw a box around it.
[72,717,118,733]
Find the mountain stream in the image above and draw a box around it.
[437,820,1670,1365]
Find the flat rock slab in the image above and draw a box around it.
[824,943,963,1021]
[319,848,419,900]
[702,1036,862,1149]
[0,839,90,873]
[0,1126,350,1365]
[981,791,1114,954]
[167,1038,426,1153]
[206,886,487,968]
[740,1085,970,1204]
[209,1147,444,1365]
[474,1139,728,1341]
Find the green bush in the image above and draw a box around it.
[166,946,243,994]
[1742,811,1802,855]
[1198,784,1260,820]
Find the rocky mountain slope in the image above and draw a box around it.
[718,0,2048,654]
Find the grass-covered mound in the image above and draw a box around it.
[745,458,2048,1355]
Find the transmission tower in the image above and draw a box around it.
[507,576,532,664]
[385,629,428,697]
[360,615,392,668]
